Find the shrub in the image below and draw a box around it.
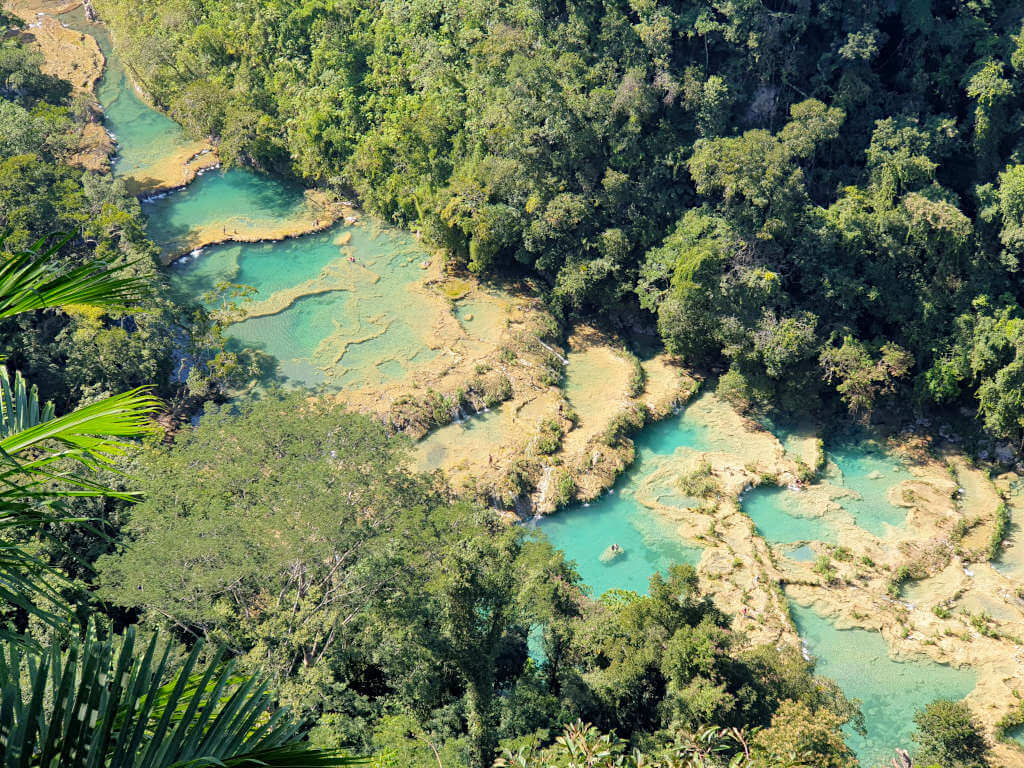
[552,469,575,507]
[535,418,563,455]
[912,699,990,768]
[814,556,837,583]
[987,502,1010,560]
[678,459,719,498]
[622,350,646,397]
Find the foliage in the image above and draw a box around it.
[988,502,1011,560]
[0,237,160,635]
[0,233,345,768]
[548,566,859,752]
[912,699,990,768]
[494,715,840,767]
[96,394,583,767]
[0,625,356,767]
[92,0,1024,433]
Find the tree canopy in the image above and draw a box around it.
[95,0,1024,430]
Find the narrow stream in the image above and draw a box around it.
[65,9,440,390]
[65,7,201,181]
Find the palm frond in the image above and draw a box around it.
[0,384,163,637]
[0,233,148,319]
[0,627,365,768]
[0,385,163,510]
[0,386,163,466]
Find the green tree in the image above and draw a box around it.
[819,336,913,419]
[375,506,576,768]
[95,393,429,696]
[911,699,990,768]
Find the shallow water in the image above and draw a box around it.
[63,9,200,180]
[788,543,817,562]
[1011,723,1024,746]
[455,297,508,340]
[635,395,734,456]
[81,13,440,390]
[742,486,838,544]
[413,410,506,473]
[743,433,910,546]
[536,402,726,596]
[993,521,1024,581]
[790,602,976,767]
[563,346,629,411]
[72,15,986,759]
[536,478,702,597]
[826,439,909,537]
[993,480,1024,581]
[145,170,312,252]
[170,225,437,389]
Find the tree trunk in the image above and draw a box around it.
[465,678,496,768]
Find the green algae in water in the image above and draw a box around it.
[826,439,910,537]
[170,224,437,389]
[790,602,976,767]
[743,486,838,544]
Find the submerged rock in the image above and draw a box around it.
[599,543,624,563]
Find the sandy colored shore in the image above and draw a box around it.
[69,120,113,171]
[127,144,221,197]
[335,261,559,506]
[18,10,102,92]
[5,1,115,171]
[157,191,350,264]
[5,1,222,195]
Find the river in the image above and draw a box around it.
[65,6,443,390]
[67,10,1015,766]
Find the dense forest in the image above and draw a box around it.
[94,0,1024,436]
[0,2,1016,767]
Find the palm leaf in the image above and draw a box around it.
[0,233,147,320]
[0,384,163,635]
[0,385,162,468]
[0,627,365,768]
[0,385,163,509]
[0,228,160,635]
